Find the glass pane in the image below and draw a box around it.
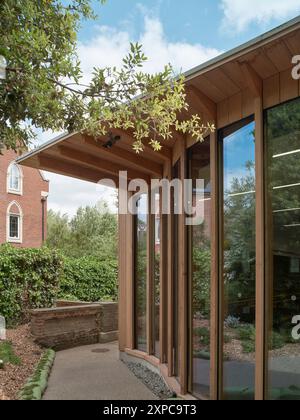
[173,161,180,377]
[266,98,300,400]
[154,193,160,358]
[9,215,19,238]
[9,164,20,191]
[222,119,256,400]
[189,138,211,399]
[135,194,148,352]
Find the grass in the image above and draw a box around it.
[0,341,21,366]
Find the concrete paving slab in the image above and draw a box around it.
[43,342,157,400]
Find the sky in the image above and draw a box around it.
[40,0,300,217]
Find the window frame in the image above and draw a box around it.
[6,201,23,244]
[7,162,23,196]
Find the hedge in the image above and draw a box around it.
[59,256,118,302]
[0,246,118,324]
[0,245,63,324]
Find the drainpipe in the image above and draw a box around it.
[41,192,49,244]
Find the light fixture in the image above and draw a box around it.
[273,149,300,158]
[273,182,300,190]
[228,190,255,198]
[103,132,121,149]
[0,56,7,80]
[273,207,300,213]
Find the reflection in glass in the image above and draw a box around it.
[154,193,161,358]
[189,138,211,399]
[266,99,300,400]
[135,194,148,352]
[221,118,256,400]
[173,162,180,377]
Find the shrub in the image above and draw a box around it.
[0,245,63,324]
[59,256,118,302]
[237,324,256,342]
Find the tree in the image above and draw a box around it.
[0,0,214,153]
[46,200,118,260]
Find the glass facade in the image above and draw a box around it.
[188,138,211,399]
[131,98,300,401]
[265,99,300,400]
[221,118,256,400]
[135,194,148,352]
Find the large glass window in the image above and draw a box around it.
[173,162,180,377]
[265,98,300,400]
[188,138,211,399]
[135,194,148,352]
[221,118,256,400]
[153,193,161,359]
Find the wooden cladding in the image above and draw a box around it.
[217,68,300,129]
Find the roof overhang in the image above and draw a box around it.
[17,16,300,184]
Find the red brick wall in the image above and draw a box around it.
[0,149,49,248]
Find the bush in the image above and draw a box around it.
[59,256,118,302]
[0,244,63,324]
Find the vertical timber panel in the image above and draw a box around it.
[255,95,265,401]
[263,74,280,109]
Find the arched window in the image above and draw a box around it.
[6,201,23,243]
[7,162,23,195]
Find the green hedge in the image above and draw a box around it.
[0,245,62,324]
[59,256,118,302]
[0,246,118,325]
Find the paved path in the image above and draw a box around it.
[43,342,157,400]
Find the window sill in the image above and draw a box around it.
[7,239,22,244]
[7,190,23,196]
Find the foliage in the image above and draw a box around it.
[46,200,118,260]
[0,341,21,366]
[269,331,286,351]
[236,324,256,354]
[59,256,118,302]
[0,0,214,153]
[194,327,210,346]
[192,246,211,317]
[0,244,63,324]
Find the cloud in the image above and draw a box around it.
[221,0,300,32]
[78,15,221,83]
[39,14,221,217]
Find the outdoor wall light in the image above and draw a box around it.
[103,132,121,149]
[0,56,7,80]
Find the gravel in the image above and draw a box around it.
[125,361,175,399]
[0,325,43,400]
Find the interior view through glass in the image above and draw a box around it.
[266,98,300,400]
[221,118,256,400]
[188,138,211,399]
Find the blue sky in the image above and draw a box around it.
[45,0,300,216]
[79,0,300,52]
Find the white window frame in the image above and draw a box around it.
[6,201,23,244]
[7,162,23,195]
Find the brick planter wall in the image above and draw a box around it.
[30,302,118,351]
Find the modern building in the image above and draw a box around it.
[17,17,300,400]
[0,149,49,247]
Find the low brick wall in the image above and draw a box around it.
[30,302,118,351]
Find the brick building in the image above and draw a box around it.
[0,149,49,248]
